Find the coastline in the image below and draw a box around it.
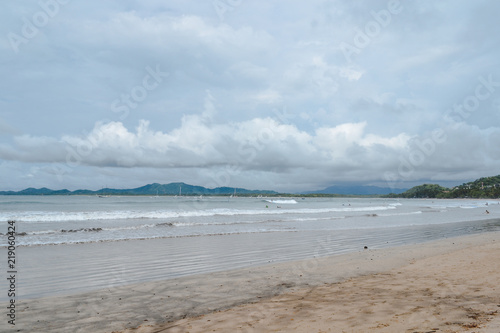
[2,231,499,332]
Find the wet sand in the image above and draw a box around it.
[147,234,500,333]
[2,232,499,332]
[9,218,500,301]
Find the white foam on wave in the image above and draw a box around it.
[1,209,244,223]
[6,229,297,247]
[2,204,397,223]
[377,211,423,217]
[265,199,298,204]
[292,216,346,222]
[427,200,497,210]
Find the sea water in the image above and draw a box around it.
[1,195,499,299]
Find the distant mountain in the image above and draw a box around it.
[0,182,278,196]
[304,185,407,196]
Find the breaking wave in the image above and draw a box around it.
[265,199,298,204]
[2,205,397,223]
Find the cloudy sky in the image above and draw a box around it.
[1,0,499,192]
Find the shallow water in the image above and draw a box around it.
[1,196,498,246]
[1,196,500,300]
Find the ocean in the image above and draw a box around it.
[1,195,500,300]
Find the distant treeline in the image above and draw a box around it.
[0,182,277,196]
[385,175,500,199]
[4,175,500,198]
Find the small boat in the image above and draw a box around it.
[98,186,110,198]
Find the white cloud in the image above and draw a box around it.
[0,114,407,168]
[253,89,282,104]
[339,67,363,81]
[3,111,500,191]
[1,1,500,191]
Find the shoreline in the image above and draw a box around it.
[6,217,500,301]
[2,231,499,332]
[155,231,500,333]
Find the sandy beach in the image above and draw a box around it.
[146,235,500,333]
[2,231,498,333]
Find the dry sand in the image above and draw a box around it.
[144,238,500,333]
[3,232,499,332]
[119,233,500,333]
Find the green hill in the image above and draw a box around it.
[386,175,500,199]
[0,182,277,196]
[388,184,449,198]
[442,175,500,198]
[4,176,500,198]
